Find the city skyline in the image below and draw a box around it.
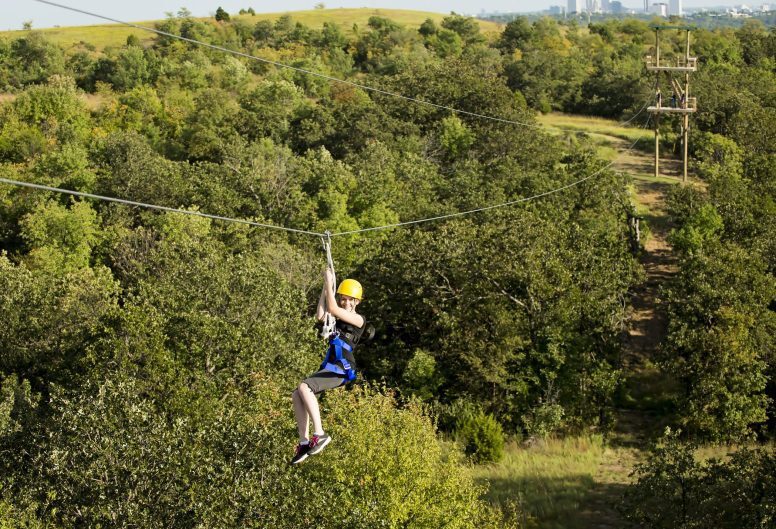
[5,0,770,31]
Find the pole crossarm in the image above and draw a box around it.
[650,25,696,30]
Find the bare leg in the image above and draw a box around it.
[291,389,309,442]
[298,382,324,435]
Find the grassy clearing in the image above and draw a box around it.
[0,9,502,51]
[476,111,741,529]
[0,25,156,50]
[631,172,682,185]
[472,434,772,529]
[472,436,634,529]
[538,112,653,143]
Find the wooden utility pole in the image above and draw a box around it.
[646,25,698,182]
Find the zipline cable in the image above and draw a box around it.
[13,3,656,238]
[0,114,652,239]
[0,177,325,237]
[32,0,647,131]
[32,0,537,128]
[329,114,653,237]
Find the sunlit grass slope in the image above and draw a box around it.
[537,112,653,143]
[0,8,502,50]
[0,24,156,50]
[471,436,632,529]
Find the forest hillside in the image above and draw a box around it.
[0,6,773,528]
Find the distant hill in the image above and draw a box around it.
[0,8,503,50]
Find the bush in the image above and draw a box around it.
[456,410,505,464]
[0,499,46,528]
[401,348,442,400]
[622,428,776,529]
[0,378,509,528]
[443,400,505,464]
[307,386,509,527]
[521,401,565,439]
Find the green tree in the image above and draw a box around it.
[0,254,118,390]
[108,46,152,91]
[426,29,463,58]
[440,13,485,46]
[11,76,90,146]
[214,7,230,22]
[20,199,100,273]
[623,429,776,529]
[662,243,774,441]
[5,32,65,86]
[94,131,190,208]
[181,88,240,161]
[237,79,305,143]
[669,203,724,255]
[498,16,532,55]
[418,18,438,37]
[438,115,474,159]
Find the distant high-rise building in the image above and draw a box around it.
[568,0,583,14]
[669,0,683,15]
[650,2,668,15]
[611,0,624,12]
[602,0,611,12]
[645,0,650,12]
[587,0,602,13]
[550,5,567,15]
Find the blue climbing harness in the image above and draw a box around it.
[320,333,357,383]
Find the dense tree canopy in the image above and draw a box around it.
[0,10,773,526]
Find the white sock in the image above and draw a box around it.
[300,440,309,446]
[313,431,324,437]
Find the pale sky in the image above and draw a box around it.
[5,0,734,31]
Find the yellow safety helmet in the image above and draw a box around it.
[336,279,363,300]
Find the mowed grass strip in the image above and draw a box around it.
[0,8,502,51]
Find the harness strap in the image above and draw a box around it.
[320,335,356,382]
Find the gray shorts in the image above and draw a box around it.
[302,370,347,394]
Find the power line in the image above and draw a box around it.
[0,178,325,237]
[0,113,652,239]
[33,0,543,129]
[330,114,652,237]
[33,1,649,132]
[13,2,654,238]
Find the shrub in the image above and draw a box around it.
[1,377,509,528]
[622,428,776,529]
[442,400,505,464]
[456,410,505,463]
[521,401,565,439]
[307,386,509,527]
[402,348,442,400]
[0,499,46,528]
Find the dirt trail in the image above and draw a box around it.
[573,134,682,529]
[612,136,681,445]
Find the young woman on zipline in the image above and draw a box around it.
[290,267,367,465]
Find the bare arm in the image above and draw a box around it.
[315,282,327,322]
